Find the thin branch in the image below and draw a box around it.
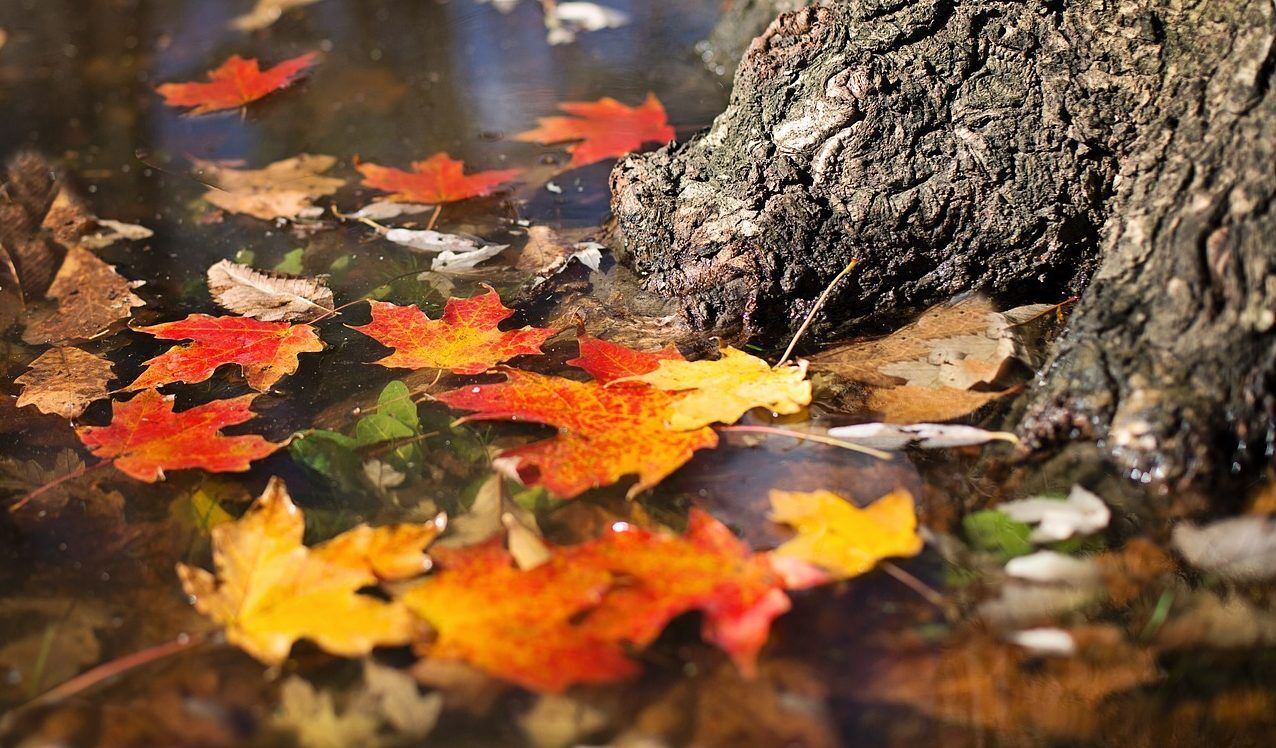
[777,258,859,367]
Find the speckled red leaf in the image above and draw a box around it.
[349,287,554,374]
[566,333,682,384]
[516,93,675,169]
[355,153,520,204]
[400,509,822,692]
[77,389,283,482]
[128,314,325,392]
[155,53,317,115]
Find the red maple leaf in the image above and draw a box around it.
[77,389,283,482]
[355,153,521,204]
[400,509,824,692]
[516,93,676,169]
[436,336,717,498]
[567,333,682,383]
[155,53,317,116]
[349,287,555,374]
[127,314,325,392]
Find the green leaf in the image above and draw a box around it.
[376,381,419,432]
[355,413,416,447]
[962,510,1034,558]
[274,248,305,275]
[290,430,363,491]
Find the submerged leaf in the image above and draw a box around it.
[179,478,446,664]
[768,488,923,579]
[207,259,335,322]
[15,346,114,418]
[517,94,675,169]
[193,154,344,222]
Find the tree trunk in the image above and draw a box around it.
[611,0,1276,485]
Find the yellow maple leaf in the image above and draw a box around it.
[768,488,923,578]
[177,477,446,664]
[624,347,812,430]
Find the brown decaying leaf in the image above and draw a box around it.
[15,346,114,418]
[192,155,345,222]
[206,259,335,322]
[865,385,1008,424]
[22,246,145,344]
[0,151,63,300]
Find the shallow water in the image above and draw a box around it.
[2,2,1276,747]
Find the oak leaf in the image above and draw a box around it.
[15,347,114,418]
[516,94,675,169]
[768,488,923,579]
[355,153,520,204]
[178,477,445,664]
[193,154,344,221]
[400,509,822,692]
[21,246,145,344]
[77,389,283,482]
[437,336,718,498]
[350,287,554,374]
[128,314,325,392]
[623,347,811,430]
[155,53,317,116]
[207,259,335,322]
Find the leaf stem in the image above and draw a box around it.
[777,258,859,368]
[720,424,891,460]
[879,561,947,609]
[23,632,208,708]
[9,459,112,513]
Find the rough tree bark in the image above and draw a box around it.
[611,0,1276,485]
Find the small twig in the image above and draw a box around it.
[9,460,112,513]
[24,633,207,707]
[721,424,891,460]
[880,561,947,609]
[425,204,443,232]
[777,258,859,368]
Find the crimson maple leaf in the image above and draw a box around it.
[399,509,825,692]
[349,287,555,374]
[355,153,521,204]
[155,53,317,116]
[436,335,717,498]
[77,389,283,482]
[128,315,325,392]
[516,93,675,169]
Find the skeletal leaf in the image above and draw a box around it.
[15,347,114,418]
[207,259,335,322]
[178,478,446,664]
[768,488,923,579]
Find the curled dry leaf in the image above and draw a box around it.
[15,346,114,418]
[178,477,446,664]
[516,94,675,169]
[622,347,812,430]
[544,2,631,45]
[998,485,1111,543]
[207,259,334,322]
[825,422,1020,450]
[350,287,554,374]
[128,314,325,392]
[22,246,145,344]
[768,488,923,579]
[155,53,317,116]
[77,389,283,482]
[517,225,605,282]
[356,153,520,204]
[1171,515,1276,581]
[230,0,323,31]
[193,154,345,222]
[382,228,510,271]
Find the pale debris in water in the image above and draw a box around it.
[997,485,1110,543]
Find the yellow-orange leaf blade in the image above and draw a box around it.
[516,94,675,169]
[178,477,444,664]
[156,53,316,116]
[768,488,923,579]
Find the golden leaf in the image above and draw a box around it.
[177,477,445,664]
[768,488,923,579]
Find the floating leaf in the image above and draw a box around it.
[623,347,811,430]
[22,247,144,344]
[768,488,923,579]
[516,94,675,169]
[156,53,317,116]
[193,154,344,222]
[77,389,283,482]
[356,153,520,204]
[128,314,324,392]
[15,347,114,418]
[207,259,335,322]
[350,287,554,375]
[399,509,818,691]
[178,477,445,664]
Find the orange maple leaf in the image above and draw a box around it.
[516,93,676,169]
[77,389,283,482]
[566,333,682,383]
[355,153,521,204]
[127,314,325,392]
[349,287,555,375]
[155,53,317,116]
[436,335,717,498]
[400,509,825,692]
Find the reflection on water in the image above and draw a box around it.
[1,2,1275,747]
